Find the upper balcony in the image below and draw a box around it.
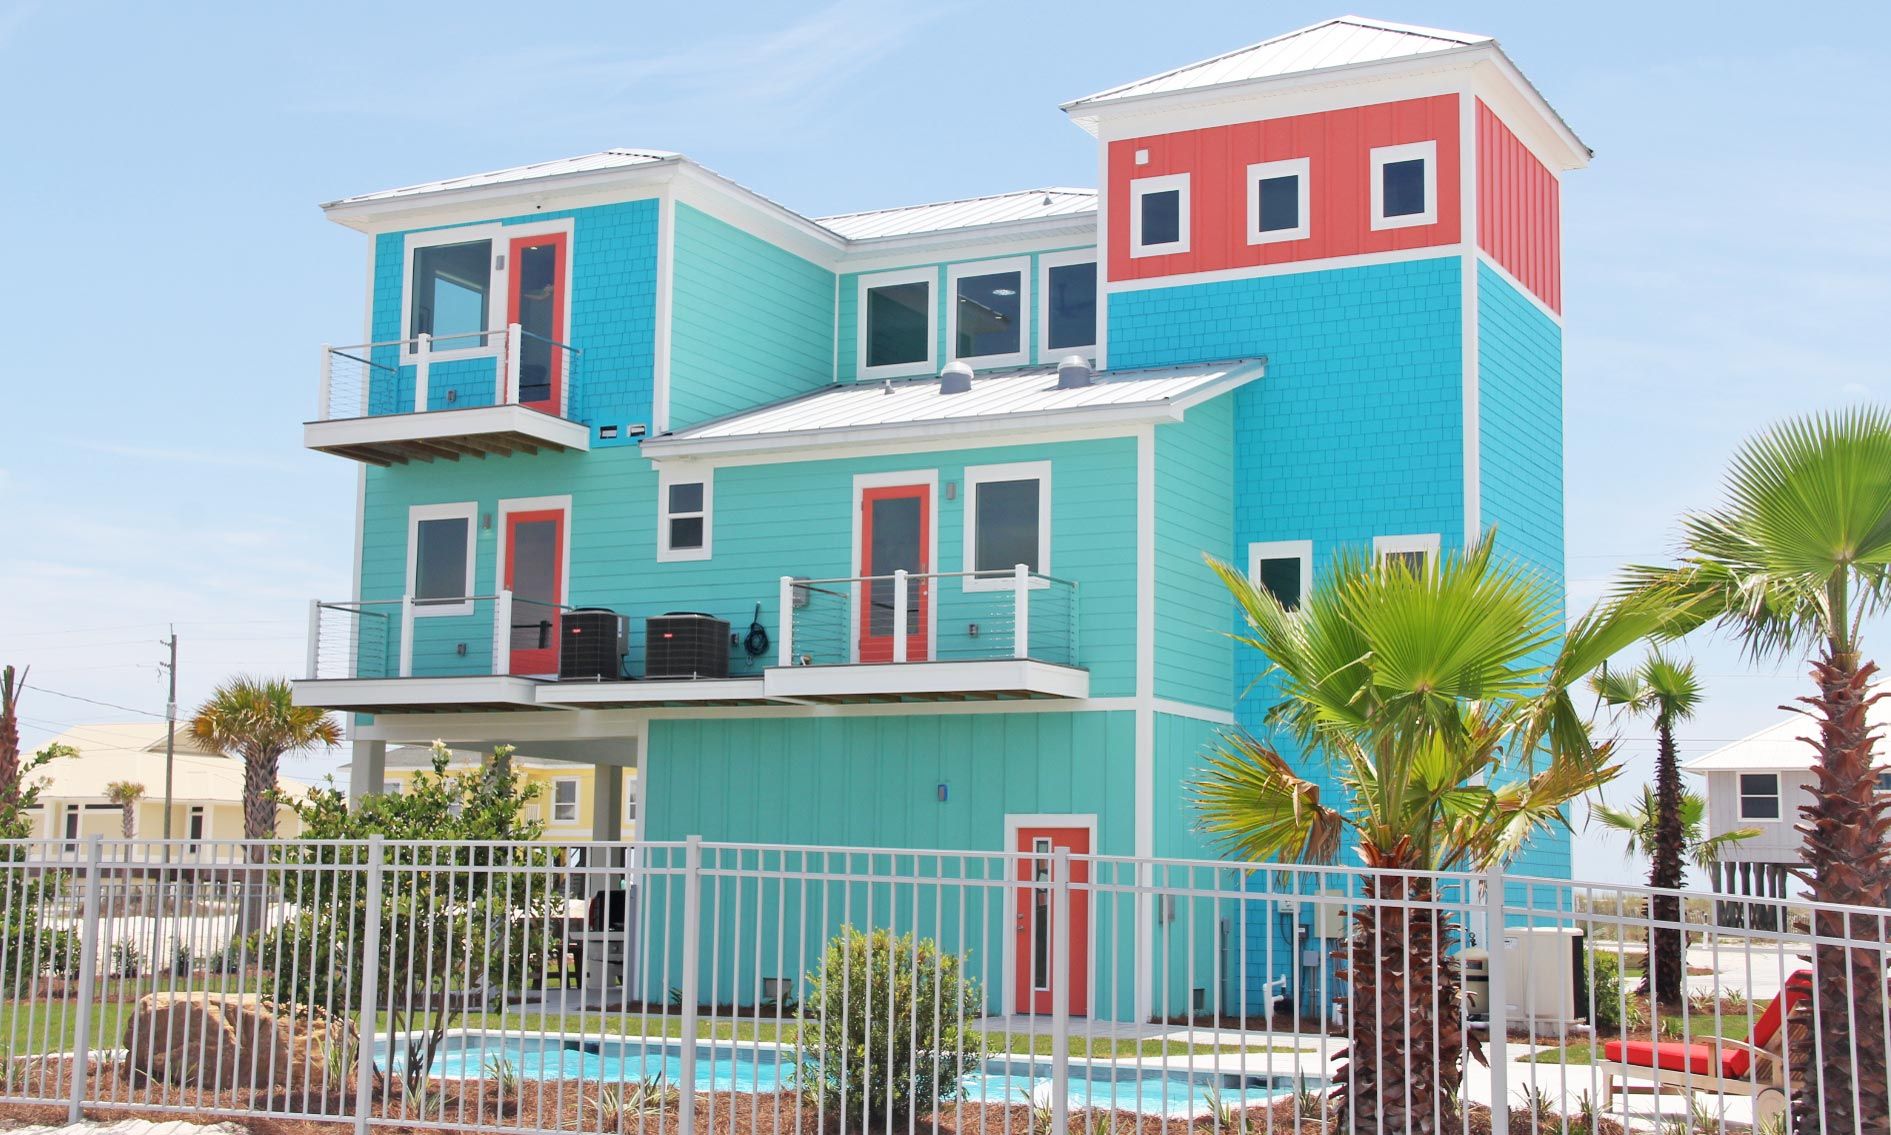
[305,324,591,465]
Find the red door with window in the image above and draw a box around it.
[1014,825,1090,1015]
[507,232,568,414]
[504,509,565,675]
[858,484,930,663]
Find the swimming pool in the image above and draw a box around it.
[406,1033,1300,1118]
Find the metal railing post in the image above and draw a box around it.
[678,836,703,1135]
[493,590,514,675]
[777,577,795,667]
[1013,563,1030,660]
[1050,846,1071,1135]
[414,332,432,412]
[353,836,385,1135]
[305,599,322,681]
[892,570,909,663]
[318,345,333,420]
[504,322,523,405]
[67,834,104,1123]
[398,596,415,678]
[1485,863,1509,1135]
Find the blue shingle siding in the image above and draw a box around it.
[1154,394,1236,709]
[668,204,835,429]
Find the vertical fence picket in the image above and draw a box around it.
[1485,863,1509,1135]
[679,835,702,1135]
[66,834,103,1123]
[354,835,385,1135]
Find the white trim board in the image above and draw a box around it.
[406,501,478,617]
[1247,539,1313,609]
[656,467,713,562]
[1369,141,1440,232]
[1129,173,1191,258]
[856,266,940,381]
[1245,158,1312,246]
[1102,245,1461,294]
[1035,248,1099,363]
[945,256,1032,370]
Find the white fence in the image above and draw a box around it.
[0,835,1884,1135]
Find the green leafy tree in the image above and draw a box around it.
[267,741,560,1100]
[1623,408,1891,1135]
[1191,536,1671,1135]
[1589,652,1703,1006]
[0,740,76,993]
[798,926,984,1123]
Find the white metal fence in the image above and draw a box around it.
[0,835,1884,1135]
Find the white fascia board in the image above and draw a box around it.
[304,405,593,451]
[1468,59,1591,171]
[833,216,1099,271]
[321,159,686,234]
[668,164,847,263]
[535,678,771,707]
[292,676,551,712]
[763,660,1090,700]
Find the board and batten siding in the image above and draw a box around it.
[667,203,836,430]
[1700,768,1815,862]
[1153,393,1236,709]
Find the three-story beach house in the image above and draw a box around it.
[295,15,1582,1021]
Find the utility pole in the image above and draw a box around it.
[159,629,177,843]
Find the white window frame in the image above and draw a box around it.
[407,502,478,617]
[1129,173,1190,258]
[1374,533,1441,573]
[1738,772,1783,821]
[551,777,581,823]
[856,266,937,381]
[1369,141,1438,231]
[946,257,1032,369]
[1246,158,1312,245]
[1246,539,1313,609]
[962,461,1052,591]
[656,468,712,562]
[381,781,402,796]
[1036,249,1098,362]
[400,218,574,364]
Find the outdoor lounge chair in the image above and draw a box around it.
[1597,969,1811,1123]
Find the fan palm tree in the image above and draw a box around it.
[1193,535,1671,1135]
[1589,786,1758,869]
[103,780,144,839]
[1589,652,1702,1006]
[1624,408,1891,1135]
[189,676,340,860]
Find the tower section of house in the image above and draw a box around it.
[292,15,1584,1024]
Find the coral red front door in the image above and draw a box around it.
[1014,825,1090,1015]
[857,484,930,663]
[507,232,568,413]
[504,509,564,675]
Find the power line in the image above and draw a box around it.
[21,684,166,719]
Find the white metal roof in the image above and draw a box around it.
[324,149,680,208]
[31,723,312,803]
[817,189,1098,240]
[1684,698,1891,773]
[642,359,1265,458]
[1066,16,1490,108]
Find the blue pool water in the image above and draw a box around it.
[407,1034,1295,1118]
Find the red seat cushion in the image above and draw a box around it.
[1603,1039,1728,1077]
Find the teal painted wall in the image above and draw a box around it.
[668,204,835,430]
[836,247,1095,382]
[1154,395,1235,709]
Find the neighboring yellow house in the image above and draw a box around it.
[339,745,638,842]
[25,723,309,859]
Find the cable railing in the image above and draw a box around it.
[315,325,580,423]
[304,594,577,680]
[777,567,1080,668]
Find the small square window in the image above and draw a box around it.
[1248,541,1311,612]
[658,474,711,561]
[860,269,935,376]
[1370,142,1438,231]
[1130,174,1190,257]
[1041,257,1097,354]
[552,778,580,823]
[1738,773,1781,821]
[1246,159,1310,244]
[1374,533,1440,576]
[948,259,1029,367]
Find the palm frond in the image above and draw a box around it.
[1190,731,1346,865]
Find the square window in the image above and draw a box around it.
[1248,541,1311,612]
[1258,178,1299,230]
[1258,557,1303,610]
[552,778,580,823]
[1738,773,1781,820]
[668,482,704,515]
[1370,142,1438,231]
[1374,533,1440,576]
[964,463,1050,588]
[1247,159,1310,244]
[659,474,711,561]
[865,277,931,370]
[1042,259,1097,353]
[1382,160,1426,217]
[410,240,491,352]
[1130,174,1190,257]
[946,260,1029,367]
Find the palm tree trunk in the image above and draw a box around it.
[1647,714,1687,1007]
[1336,858,1471,1135]
[1791,653,1891,1135]
[239,747,279,935]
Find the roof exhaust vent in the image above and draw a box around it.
[1055,355,1093,390]
[939,360,974,395]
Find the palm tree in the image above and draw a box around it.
[189,676,340,860]
[1625,408,1891,1135]
[1193,536,1669,1135]
[104,780,144,839]
[1588,652,1702,1006]
[1589,786,1758,869]
[0,665,23,805]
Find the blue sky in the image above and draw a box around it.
[1,1,1886,883]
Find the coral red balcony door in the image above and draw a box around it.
[504,509,565,676]
[507,232,568,413]
[857,483,930,663]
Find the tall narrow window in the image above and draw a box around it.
[1246,158,1311,244]
[1370,142,1438,230]
[658,474,711,561]
[409,503,476,614]
[964,462,1050,589]
[1130,174,1190,257]
[410,240,491,351]
[948,259,1028,367]
[860,268,935,377]
[552,778,580,823]
[1040,253,1097,356]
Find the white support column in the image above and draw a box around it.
[414,332,432,412]
[777,577,795,667]
[504,322,523,405]
[892,569,909,663]
[304,600,322,680]
[592,763,624,846]
[1013,563,1030,660]
[318,345,333,420]
[347,740,387,808]
[493,589,514,676]
[398,596,415,678]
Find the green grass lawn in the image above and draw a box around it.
[1525,1012,1754,1065]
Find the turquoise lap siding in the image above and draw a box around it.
[368,199,659,446]
[1154,395,1235,710]
[668,204,835,430]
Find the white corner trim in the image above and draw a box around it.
[945,256,1032,369]
[1132,423,1155,1022]
[1246,539,1313,607]
[406,501,478,617]
[856,266,939,381]
[1035,248,1099,363]
[1245,157,1312,245]
[654,193,677,434]
[961,460,1052,591]
[1129,173,1190,258]
[1150,698,1236,727]
[656,467,713,562]
[1460,89,1482,546]
[1369,140,1439,231]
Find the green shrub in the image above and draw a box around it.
[1587,948,1645,1032]
[798,926,984,1121]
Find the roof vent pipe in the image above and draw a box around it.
[939,360,974,395]
[1055,355,1093,390]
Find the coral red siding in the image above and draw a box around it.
[1107,95,1462,282]
[1476,100,1561,314]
